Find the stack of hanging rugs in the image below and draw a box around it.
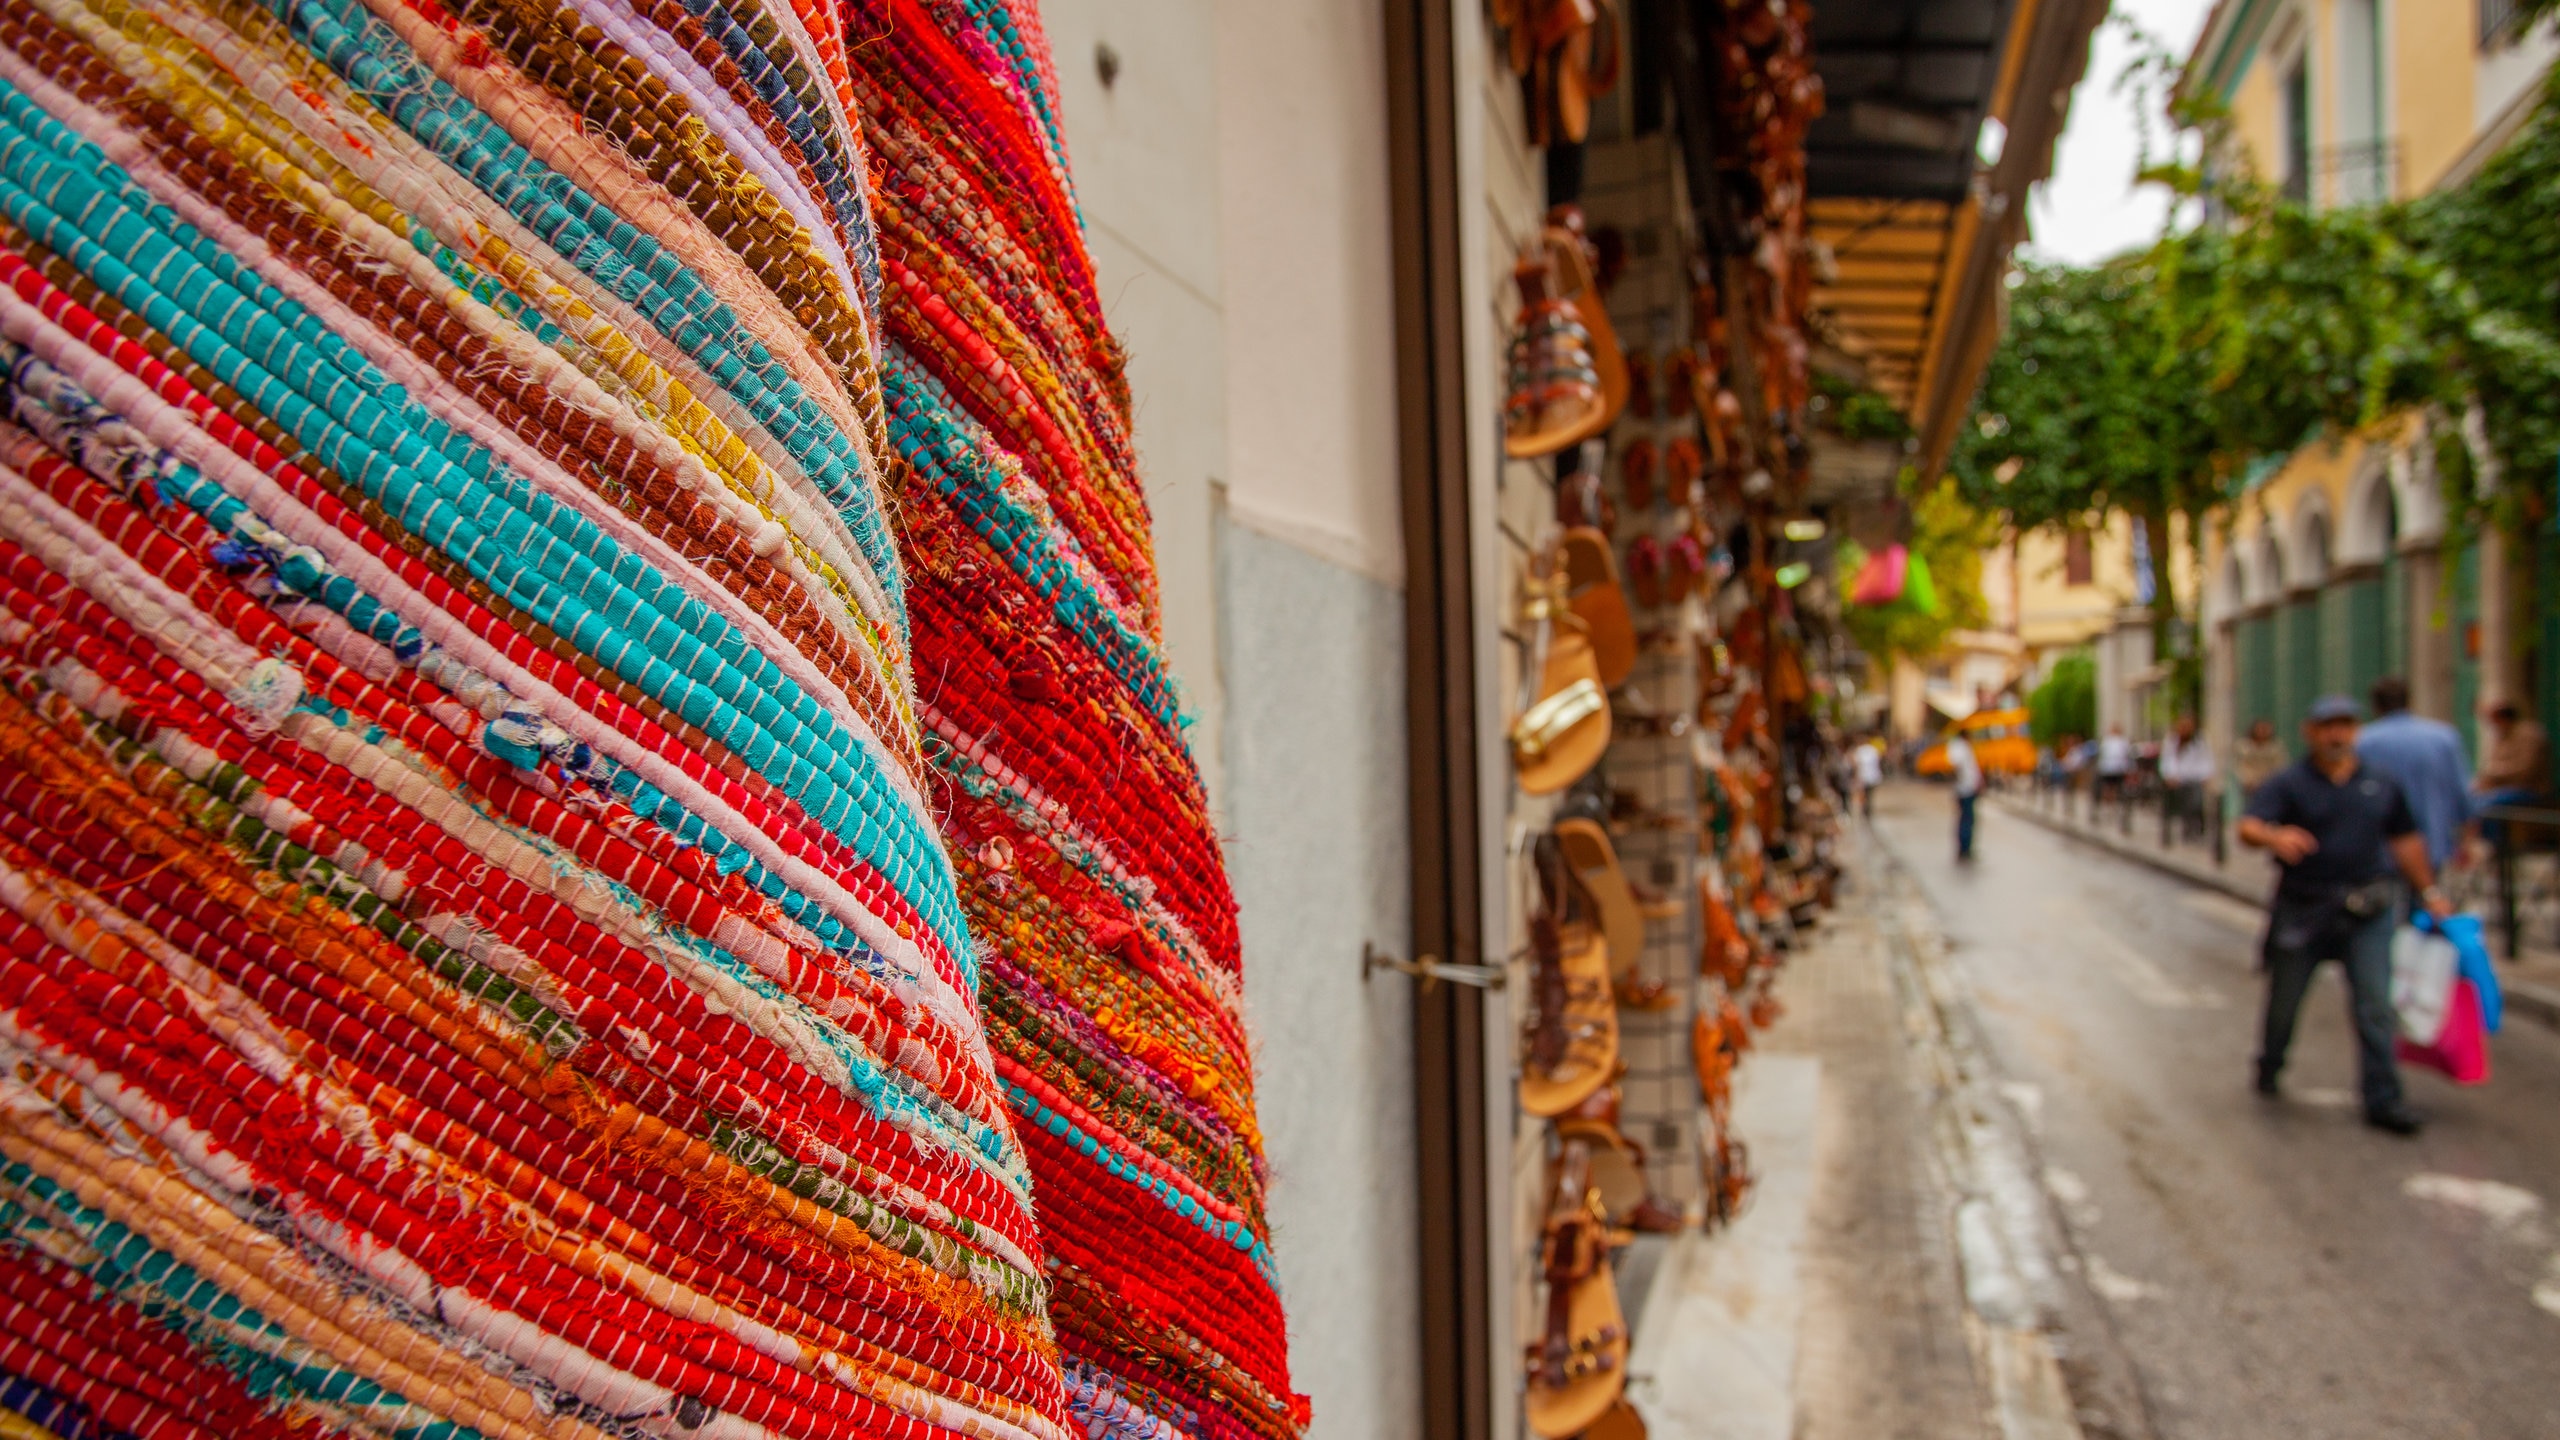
[0,0,1296,1429]
[847,6,1303,1440]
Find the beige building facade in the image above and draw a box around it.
[2187,0,2556,770]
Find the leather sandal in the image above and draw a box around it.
[1545,208,1628,426]
[1619,437,1656,508]
[1525,1141,1630,1438]
[1505,259,1612,458]
[1557,528,1636,689]
[1558,1085,1690,1233]
[1519,917,1619,1118]
[1513,577,1612,794]
[1554,817,1644,985]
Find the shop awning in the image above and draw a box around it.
[1804,0,2107,468]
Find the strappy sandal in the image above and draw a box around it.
[1520,917,1620,1117]
[1699,1116,1754,1232]
[1558,456,1612,531]
[1506,261,1612,459]
[1554,816,1644,986]
[1558,1084,1691,1233]
[1546,208,1628,427]
[1526,1140,1631,1438]
[1557,528,1636,689]
[1513,575,1612,793]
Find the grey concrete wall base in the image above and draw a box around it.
[1990,796,2560,1035]
[1220,519,1419,1440]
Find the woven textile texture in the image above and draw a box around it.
[844,6,1303,1440]
[0,0,1087,1428]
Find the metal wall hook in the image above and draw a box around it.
[1362,942,1507,991]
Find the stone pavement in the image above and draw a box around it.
[1625,824,2094,1440]
[1990,790,2560,1033]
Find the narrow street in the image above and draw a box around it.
[1867,782,2560,1440]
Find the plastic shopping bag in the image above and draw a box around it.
[1900,550,1940,616]
[2432,912,2503,1035]
[2391,921,2458,1047]
[2398,977,2492,1085]
[1850,544,1907,606]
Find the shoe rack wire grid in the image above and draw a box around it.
[1594,632,1706,1216]
[1592,139,1707,1220]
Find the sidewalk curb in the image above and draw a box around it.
[1990,796,2560,1036]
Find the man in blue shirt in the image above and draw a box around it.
[2354,676,2474,870]
[2243,694,2452,1135]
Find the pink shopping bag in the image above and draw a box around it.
[2398,977,2491,1085]
[1850,544,1908,606]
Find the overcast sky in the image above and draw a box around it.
[2021,0,2221,266]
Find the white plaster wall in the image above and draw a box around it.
[1210,3,1421,1438]
[1042,2,1423,1437]
[1043,0,1234,814]
[1220,519,1418,1440]
[1215,0,1405,582]
[2477,17,2560,133]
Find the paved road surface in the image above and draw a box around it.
[1871,783,2560,1440]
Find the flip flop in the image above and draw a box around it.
[1554,817,1644,984]
[1520,922,1619,1118]
[1664,349,1697,416]
[1620,438,1656,509]
[1513,582,1613,794]
[1664,436,1704,499]
[1546,210,1629,427]
[1557,528,1636,688]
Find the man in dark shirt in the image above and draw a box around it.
[2239,695,2451,1135]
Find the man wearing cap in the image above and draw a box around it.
[2239,694,2451,1136]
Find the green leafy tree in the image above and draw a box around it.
[2027,651,2096,748]
[1949,36,2560,709]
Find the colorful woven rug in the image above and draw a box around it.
[844,6,1302,1440]
[0,0,1093,1429]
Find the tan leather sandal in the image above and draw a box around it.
[1546,209,1628,427]
[1505,261,1612,459]
[1555,817,1644,984]
[1519,919,1618,1118]
[1513,578,1612,794]
[1526,1140,1630,1438]
[1557,1084,1689,1233]
[1557,527,1636,689]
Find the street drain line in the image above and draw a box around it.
[1865,841,2160,1440]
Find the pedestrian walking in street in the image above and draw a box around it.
[2233,717,2287,798]
[2094,724,2133,817]
[1853,737,1884,820]
[2240,695,2452,1135]
[2356,676,2474,872]
[2159,714,2216,842]
[1948,730,1983,860]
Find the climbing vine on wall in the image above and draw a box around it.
[1947,51,2560,707]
